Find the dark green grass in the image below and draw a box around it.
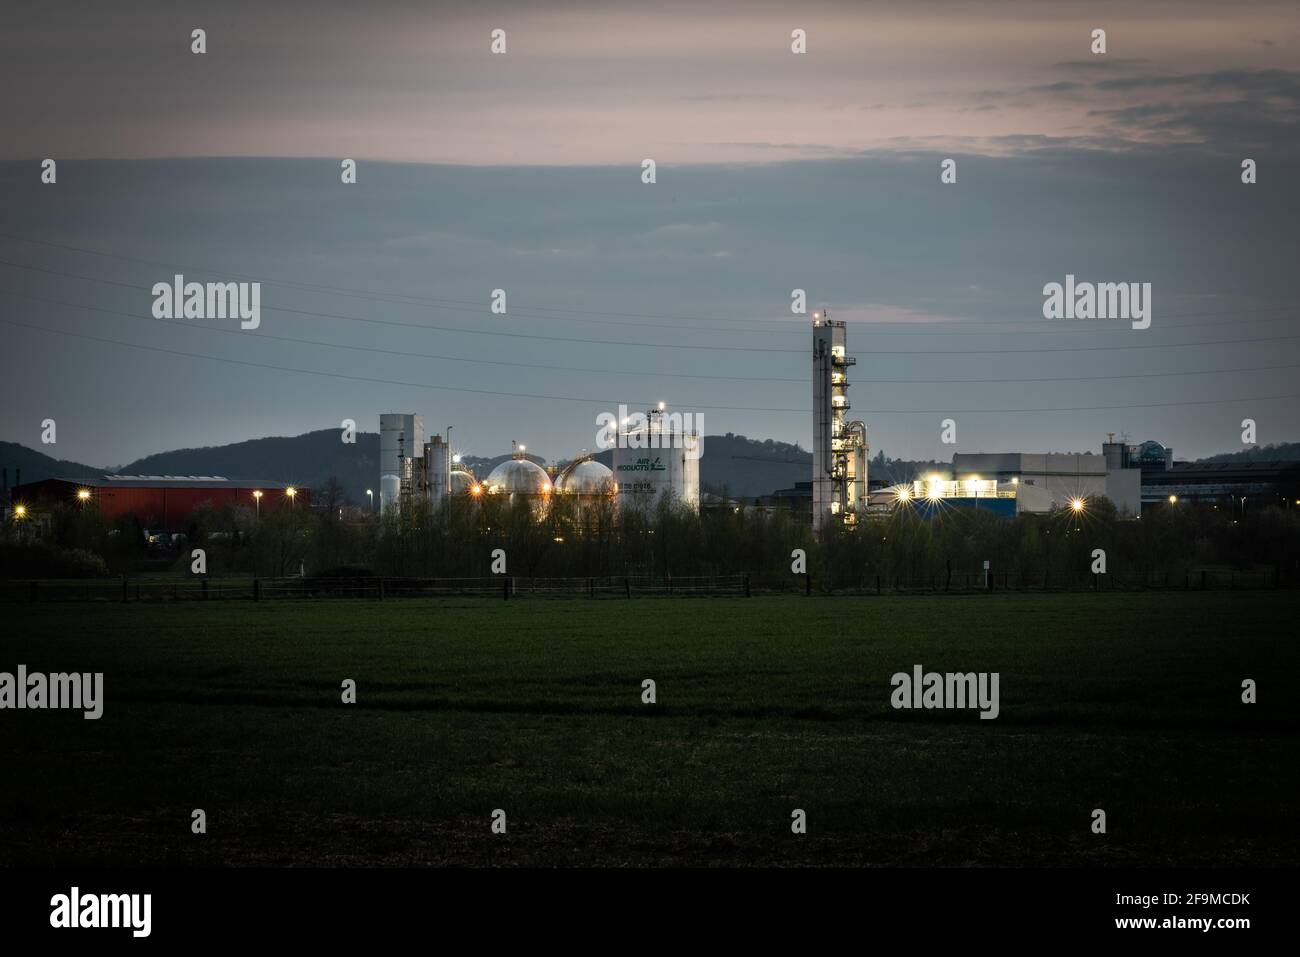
[1,592,1295,866]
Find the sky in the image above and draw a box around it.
[1,0,1298,469]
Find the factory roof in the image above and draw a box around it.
[42,476,301,490]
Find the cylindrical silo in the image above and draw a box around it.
[426,435,450,507]
[379,412,424,514]
[612,408,700,511]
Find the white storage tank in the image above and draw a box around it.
[425,435,450,507]
[484,445,552,499]
[449,469,476,496]
[611,408,700,511]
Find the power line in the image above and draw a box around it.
[2,263,1296,355]
[0,261,797,353]
[5,287,1299,387]
[0,315,802,412]
[0,288,792,382]
[0,233,1294,336]
[4,314,1297,415]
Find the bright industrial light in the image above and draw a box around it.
[285,487,297,497]
[1168,494,1178,504]
[452,454,461,464]
[76,489,91,501]
[13,505,26,518]
[365,489,372,496]
[519,445,526,453]
[658,401,665,411]
[813,311,821,320]
[928,474,942,483]
[470,484,483,496]
[1070,498,1085,512]
[252,490,263,499]
[1011,477,1019,485]
[896,486,911,503]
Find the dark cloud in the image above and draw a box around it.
[1053,59,1153,71]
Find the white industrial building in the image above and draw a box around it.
[950,451,1142,515]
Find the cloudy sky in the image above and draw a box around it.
[1,0,1297,470]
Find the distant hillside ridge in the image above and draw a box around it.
[0,441,106,486]
[1196,442,1300,465]
[118,429,380,504]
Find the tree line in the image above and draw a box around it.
[5,489,1298,588]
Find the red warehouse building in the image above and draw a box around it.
[9,475,310,529]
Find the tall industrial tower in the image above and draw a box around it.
[379,413,425,515]
[812,312,868,528]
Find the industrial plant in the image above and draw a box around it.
[4,316,1297,534]
[376,406,696,518]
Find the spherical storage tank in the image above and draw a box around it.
[484,458,552,496]
[555,459,614,495]
[449,470,476,495]
[1136,440,1166,462]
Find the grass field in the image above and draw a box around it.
[1,592,1296,867]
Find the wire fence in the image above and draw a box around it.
[755,566,1283,594]
[0,567,1287,602]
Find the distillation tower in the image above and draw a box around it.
[812,312,868,528]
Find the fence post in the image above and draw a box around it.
[503,577,510,600]
[624,577,631,599]
[202,579,209,600]
[253,578,260,601]
[876,575,881,595]
[1201,569,1207,591]
[122,575,128,603]
[668,574,673,595]
[744,574,751,598]
[588,577,594,598]
[806,574,812,597]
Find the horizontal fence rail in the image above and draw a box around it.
[0,568,1287,602]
